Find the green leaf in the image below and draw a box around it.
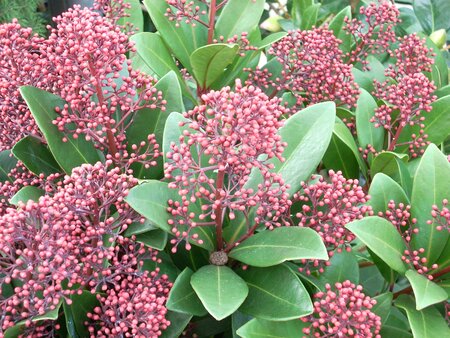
[369,173,410,213]
[371,152,412,195]
[167,267,208,316]
[323,118,366,179]
[124,219,157,236]
[134,229,168,250]
[328,6,352,52]
[239,264,312,320]
[160,311,192,338]
[126,180,216,251]
[405,269,448,310]
[411,144,450,264]
[10,186,44,205]
[300,4,320,30]
[130,33,180,78]
[63,291,99,338]
[247,102,335,195]
[32,299,62,321]
[117,0,144,32]
[413,0,450,34]
[125,180,177,232]
[372,292,393,325]
[356,89,384,152]
[127,71,185,179]
[229,227,328,267]
[319,250,359,284]
[236,318,308,338]
[12,136,61,176]
[0,150,17,182]
[143,0,207,73]
[190,265,249,320]
[346,216,408,273]
[215,0,265,40]
[190,44,239,89]
[395,295,450,337]
[19,86,101,174]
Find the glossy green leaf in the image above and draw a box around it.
[239,264,312,320]
[117,0,144,32]
[372,292,393,325]
[190,265,249,320]
[190,44,239,89]
[0,150,17,182]
[19,86,101,174]
[405,269,448,310]
[328,6,352,52]
[63,291,99,338]
[323,118,365,179]
[395,295,450,337]
[130,33,179,78]
[369,173,409,213]
[10,186,44,205]
[413,0,450,34]
[215,0,265,39]
[134,229,168,250]
[127,71,184,179]
[356,89,384,152]
[319,250,359,284]
[247,102,335,195]
[346,216,408,273]
[236,318,308,338]
[160,311,192,338]
[229,227,328,267]
[124,219,157,236]
[411,144,450,264]
[371,152,412,195]
[167,268,208,316]
[143,0,207,73]
[125,180,177,232]
[300,4,320,30]
[12,136,61,176]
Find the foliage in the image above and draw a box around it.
[0,0,449,337]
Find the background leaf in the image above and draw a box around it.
[236,318,308,338]
[10,186,44,205]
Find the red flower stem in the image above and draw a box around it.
[207,0,217,45]
[88,59,118,157]
[388,123,404,151]
[224,223,259,253]
[215,168,225,250]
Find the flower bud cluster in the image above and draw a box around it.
[344,1,400,67]
[428,199,450,233]
[302,281,381,337]
[247,27,359,108]
[294,171,372,274]
[164,81,291,251]
[0,162,171,336]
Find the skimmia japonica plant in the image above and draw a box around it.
[0,0,449,337]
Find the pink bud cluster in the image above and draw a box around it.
[247,27,359,108]
[379,200,437,279]
[94,0,132,26]
[0,21,50,151]
[372,34,436,156]
[166,0,208,27]
[87,271,171,338]
[295,171,371,250]
[0,2,164,169]
[0,162,171,335]
[165,81,290,251]
[344,1,400,67]
[302,281,381,337]
[428,199,450,233]
[46,6,165,160]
